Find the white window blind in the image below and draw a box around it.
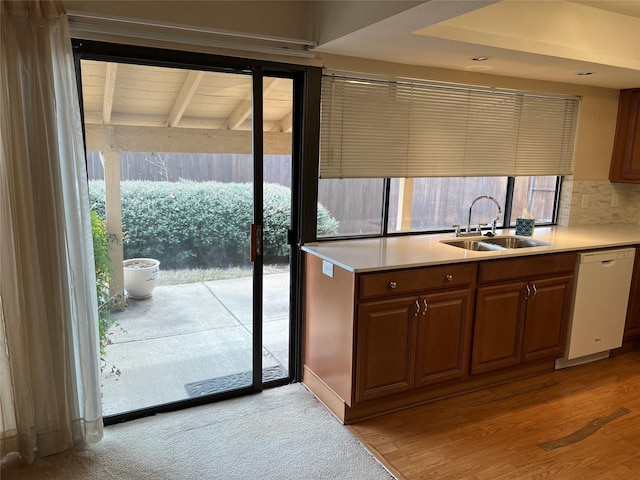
[319,74,580,179]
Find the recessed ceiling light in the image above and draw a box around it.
[471,56,489,62]
[577,71,595,76]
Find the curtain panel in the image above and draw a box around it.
[0,1,103,465]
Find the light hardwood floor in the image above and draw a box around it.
[349,351,640,480]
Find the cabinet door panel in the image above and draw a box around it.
[356,298,416,403]
[415,290,473,387]
[624,249,640,338]
[472,283,526,374]
[521,276,572,362]
[610,89,640,182]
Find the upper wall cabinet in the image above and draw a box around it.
[610,88,640,183]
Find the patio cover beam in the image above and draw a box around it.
[167,70,205,127]
[85,124,292,155]
[222,77,278,131]
[277,111,293,132]
[102,63,118,124]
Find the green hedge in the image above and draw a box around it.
[89,180,338,269]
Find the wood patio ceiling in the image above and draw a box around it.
[80,60,294,154]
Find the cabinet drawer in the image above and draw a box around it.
[478,252,576,284]
[359,263,476,300]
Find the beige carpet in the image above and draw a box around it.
[3,384,393,479]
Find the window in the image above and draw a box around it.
[316,72,575,240]
[317,178,385,236]
[510,175,559,225]
[317,175,560,239]
[319,74,580,180]
[389,177,508,233]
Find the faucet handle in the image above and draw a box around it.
[452,224,461,237]
[490,217,499,234]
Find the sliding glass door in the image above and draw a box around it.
[75,44,298,421]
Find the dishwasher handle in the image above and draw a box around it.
[579,249,635,265]
[601,259,616,266]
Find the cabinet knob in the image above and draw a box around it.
[445,274,453,282]
[389,281,397,289]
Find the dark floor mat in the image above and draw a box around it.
[185,365,288,397]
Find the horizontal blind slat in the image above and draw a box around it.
[319,75,580,179]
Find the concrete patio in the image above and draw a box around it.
[100,271,290,416]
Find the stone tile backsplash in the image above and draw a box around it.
[558,178,640,226]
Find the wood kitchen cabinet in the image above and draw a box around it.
[356,288,473,403]
[521,276,574,361]
[355,265,474,403]
[356,296,416,402]
[471,253,575,375]
[610,88,640,183]
[303,251,575,423]
[414,289,473,387]
[472,282,526,374]
[623,248,640,338]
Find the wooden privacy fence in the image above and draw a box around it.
[87,152,557,234]
[87,152,292,187]
[317,176,557,234]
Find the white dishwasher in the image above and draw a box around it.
[555,248,635,369]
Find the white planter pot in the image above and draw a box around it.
[123,258,160,299]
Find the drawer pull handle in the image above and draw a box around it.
[415,299,420,316]
[445,274,453,282]
[389,281,397,289]
[422,298,428,316]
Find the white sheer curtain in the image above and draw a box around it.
[0,0,103,465]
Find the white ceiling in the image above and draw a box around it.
[312,0,640,89]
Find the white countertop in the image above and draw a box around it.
[301,225,640,273]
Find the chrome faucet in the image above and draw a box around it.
[455,195,503,237]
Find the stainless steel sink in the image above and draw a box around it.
[440,235,552,251]
[440,239,510,251]
[482,236,552,249]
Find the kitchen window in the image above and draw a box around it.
[317,175,560,238]
[316,72,577,240]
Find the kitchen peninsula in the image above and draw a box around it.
[302,225,640,423]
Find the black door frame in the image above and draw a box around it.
[72,39,320,424]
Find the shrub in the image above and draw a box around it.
[88,180,338,269]
[91,209,114,356]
